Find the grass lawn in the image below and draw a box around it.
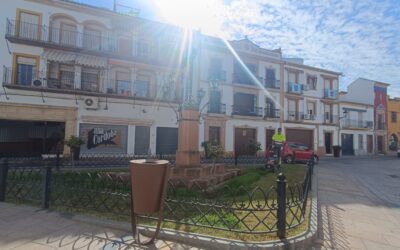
[5,164,311,242]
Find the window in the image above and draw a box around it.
[306,101,316,119]
[135,74,150,97]
[116,71,131,95]
[324,104,332,122]
[60,23,77,46]
[83,27,101,50]
[208,57,223,80]
[209,126,221,145]
[117,36,132,55]
[81,67,99,91]
[391,112,397,123]
[59,64,74,89]
[358,134,364,150]
[233,62,256,85]
[15,55,37,86]
[137,40,151,57]
[306,75,317,90]
[324,78,333,89]
[288,71,298,83]
[18,10,40,40]
[265,69,276,87]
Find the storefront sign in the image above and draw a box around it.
[79,124,128,154]
[87,127,118,149]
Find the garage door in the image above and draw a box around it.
[286,129,314,149]
[156,127,178,155]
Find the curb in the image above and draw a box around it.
[67,171,319,250]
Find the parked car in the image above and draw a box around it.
[266,142,319,164]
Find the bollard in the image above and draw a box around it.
[0,159,9,202]
[277,173,287,238]
[42,166,52,209]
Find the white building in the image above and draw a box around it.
[339,78,389,155]
[0,0,342,158]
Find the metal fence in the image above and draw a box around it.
[0,157,314,239]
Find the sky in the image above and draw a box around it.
[83,0,400,97]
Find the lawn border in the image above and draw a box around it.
[65,167,319,249]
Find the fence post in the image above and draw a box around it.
[0,159,9,202]
[277,173,286,238]
[56,153,60,171]
[42,166,52,209]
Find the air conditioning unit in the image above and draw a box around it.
[83,97,99,110]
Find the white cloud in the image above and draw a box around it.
[215,0,400,95]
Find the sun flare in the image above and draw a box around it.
[153,0,225,36]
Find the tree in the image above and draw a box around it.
[65,136,84,161]
[208,144,224,167]
[248,139,262,156]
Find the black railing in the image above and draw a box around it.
[287,111,304,121]
[208,69,226,82]
[265,79,280,89]
[0,157,314,239]
[208,103,226,114]
[342,119,373,129]
[232,105,263,117]
[323,114,339,124]
[303,113,316,120]
[5,19,162,63]
[376,122,386,130]
[264,108,280,119]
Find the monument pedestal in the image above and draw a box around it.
[170,109,240,188]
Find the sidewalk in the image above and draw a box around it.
[0,202,199,250]
[312,158,400,250]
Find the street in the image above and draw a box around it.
[313,155,400,249]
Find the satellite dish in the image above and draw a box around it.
[33,80,42,87]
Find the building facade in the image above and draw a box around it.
[339,78,389,155]
[0,0,184,156]
[388,97,400,151]
[0,0,347,158]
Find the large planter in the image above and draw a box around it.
[130,159,170,214]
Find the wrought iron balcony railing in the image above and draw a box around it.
[264,108,280,119]
[303,113,316,120]
[288,82,304,94]
[324,89,338,99]
[207,103,226,114]
[232,105,263,117]
[5,19,164,64]
[376,122,386,130]
[342,119,373,129]
[208,69,226,82]
[287,111,304,121]
[323,114,339,124]
[264,79,280,89]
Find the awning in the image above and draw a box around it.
[42,50,107,68]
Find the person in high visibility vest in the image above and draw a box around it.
[272,128,286,143]
[272,128,286,165]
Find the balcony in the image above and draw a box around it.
[2,66,178,101]
[323,114,339,124]
[287,82,304,94]
[264,79,280,89]
[287,111,304,121]
[342,119,373,129]
[376,122,386,130]
[5,19,167,66]
[232,73,259,86]
[324,89,338,99]
[303,113,316,121]
[207,103,226,114]
[264,108,280,119]
[232,105,263,117]
[208,69,226,82]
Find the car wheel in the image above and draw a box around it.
[313,155,319,164]
[285,155,294,164]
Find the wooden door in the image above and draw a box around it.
[234,128,256,155]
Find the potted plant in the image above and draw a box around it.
[201,141,211,159]
[248,139,262,165]
[65,135,84,161]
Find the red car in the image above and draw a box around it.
[266,142,319,164]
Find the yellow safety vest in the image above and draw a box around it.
[272,133,286,142]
